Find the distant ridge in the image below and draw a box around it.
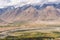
[0,3,60,15]
[0,3,60,25]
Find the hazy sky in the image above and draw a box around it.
[0,0,59,8]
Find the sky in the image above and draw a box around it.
[0,0,59,8]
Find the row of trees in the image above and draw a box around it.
[0,36,55,40]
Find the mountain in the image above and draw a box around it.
[0,19,8,26]
[0,3,60,25]
[0,6,15,15]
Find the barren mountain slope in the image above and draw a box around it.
[0,5,60,26]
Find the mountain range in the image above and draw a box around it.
[0,3,60,26]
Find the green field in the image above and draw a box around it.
[0,31,60,40]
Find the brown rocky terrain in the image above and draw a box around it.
[0,6,60,24]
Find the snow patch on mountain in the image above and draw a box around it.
[0,0,60,8]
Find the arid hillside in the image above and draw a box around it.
[0,4,60,26]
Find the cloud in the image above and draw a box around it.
[0,0,20,8]
[0,0,59,8]
[48,0,58,2]
[0,0,10,8]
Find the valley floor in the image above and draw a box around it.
[0,21,60,40]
